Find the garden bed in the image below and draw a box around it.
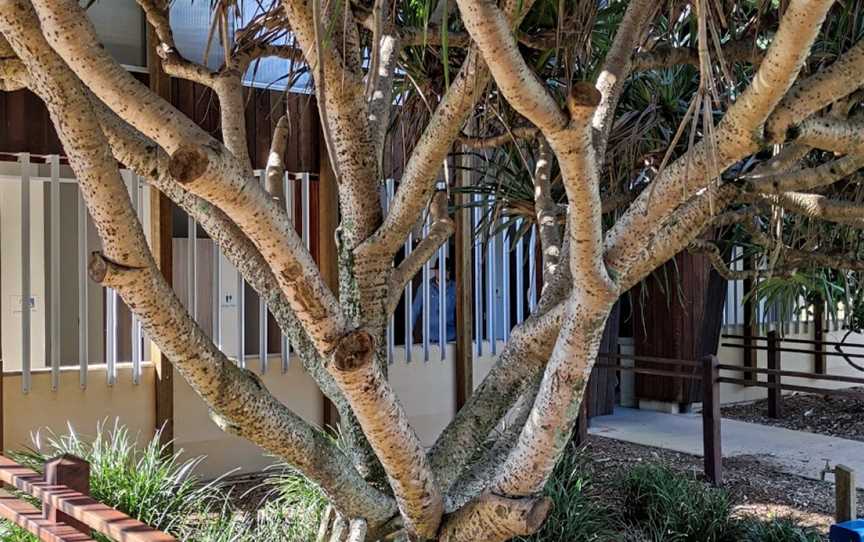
[722,387,864,442]
[583,435,864,537]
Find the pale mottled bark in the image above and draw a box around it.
[266,115,290,204]
[747,154,864,194]
[593,0,656,161]
[458,126,539,150]
[279,0,383,247]
[763,192,864,227]
[0,4,396,526]
[363,47,488,256]
[766,37,864,141]
[605,0,834,285]
[438,494,551,542]
[330,331,443,539]
[387,191,454,314]
[429,301,566,491]
[794,116,864,154]
[632,39,764,72]
[533,136,561,288]
[31,0,349,356]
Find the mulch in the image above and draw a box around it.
[722,387,864,442]
[583,435,864,535]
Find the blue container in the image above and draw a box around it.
[831,520,864,542]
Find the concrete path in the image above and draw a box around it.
[589,407,864,488]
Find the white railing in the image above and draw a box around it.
[10,153,839,394]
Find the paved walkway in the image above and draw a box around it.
[588,407,864,488]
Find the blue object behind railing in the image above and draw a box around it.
[831,520,864,542]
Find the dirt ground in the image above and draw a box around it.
[584,435,863,535]
[722,388,864,442]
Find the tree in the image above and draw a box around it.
[1,0,862,539]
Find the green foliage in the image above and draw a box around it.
[616,464,737,542]
[11,420,226,537]
[516,444,615,542]
[0,421,329,542]
[737,515,823,542]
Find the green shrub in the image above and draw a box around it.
[616,464,737,542]
[10,420,226,538]
[516,443,615,542]
[738,515,822,542]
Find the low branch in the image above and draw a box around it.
[745,153,864,194]
[533,136,561,289]
[387,191,454,314]
[632,39,764,71]
[688,240,770,280]
[794,116,864,155]
[605,0,835,280]
[761,191,864,227]
[429,300,566,492]
[438,494,551,542]
[0,5,396,525]
[266,115,290,204]
[330,330,444,539]
[766,37,864,141]
[456,125,539,150]
[0,56,28,90]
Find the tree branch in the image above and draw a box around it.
[329,331,444,539]
[632,39,764,72]
[438,494,551,542]
[745,153,864,194]
[386,191,454,315]
[30,0,349,354]
[533,136,561,289]
[0,4,396,525]
[593,0,657,161]
[766,37,864,142]
[605,0,834,284]
[265,115,290,205]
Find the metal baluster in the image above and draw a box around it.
[20,153,31,393]
[213,244,221,349]
[237,269,245,368]
[515,220,524,325]
[130,173,142,385]
[528,226,537,312]
[77,178,89,389]
[106,287,117,386]
[49,155,61,391]
[188,215,197,319]
[487,226,497,356]
[438,242,446,361]
[502,227,510,343]
[282,174,294,372]
[422,214,431,362]
[405,231,414,363]
[473,197,483,356]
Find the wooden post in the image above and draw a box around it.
[767,330,781,419]
[318,130,340,429]
[702,355,722,485]
[44,455,91,534]
[813,299,826,375]
[148,21,174,451]
[454,151,474,410]
[835,465,857,523]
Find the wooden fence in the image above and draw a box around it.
[593,353,723,485]
[721,331,864,418]
[0,454,175,542]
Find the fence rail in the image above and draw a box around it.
[0,454,175,542]
[595,352,722,485]
[721,331,864,418]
